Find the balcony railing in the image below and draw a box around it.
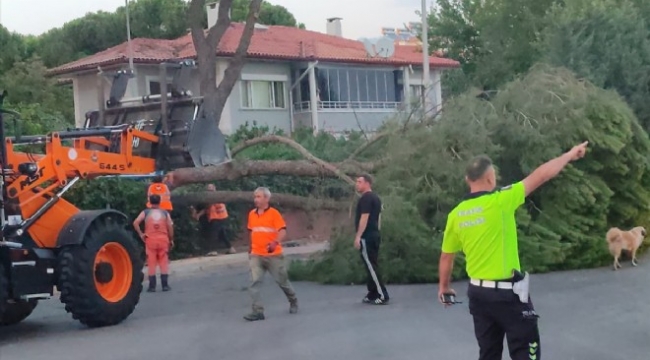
[293,101,402,112]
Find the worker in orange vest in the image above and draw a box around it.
[146,175,173,211]
[191,184,236,255]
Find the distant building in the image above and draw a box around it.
[381,22,422,46]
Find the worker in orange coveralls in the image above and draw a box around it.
[133,194,175,292]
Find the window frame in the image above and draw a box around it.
[145,75,173,96]
[240,79,287,110]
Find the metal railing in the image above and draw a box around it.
[293,101,402,112]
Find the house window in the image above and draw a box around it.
[241,80,286,109]
[307,67,401,106]
[149,81,173,95]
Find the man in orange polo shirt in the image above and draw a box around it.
[244,186,298,322]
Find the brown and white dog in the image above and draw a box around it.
[606,226,647,270]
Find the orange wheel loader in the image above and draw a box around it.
[0,60,230,328]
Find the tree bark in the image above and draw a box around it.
[167,160,373,188]
[231,134,356,185]
[172,191,347,210]
[188,0,263,126]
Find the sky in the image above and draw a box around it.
[0,0,424,40]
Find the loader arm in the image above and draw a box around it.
[2,125,159,248]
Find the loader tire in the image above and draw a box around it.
[57,217,144,328]
[1,300,37,326]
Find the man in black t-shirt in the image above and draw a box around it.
[354,174,389,305]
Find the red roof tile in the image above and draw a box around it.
[48,23,459,76]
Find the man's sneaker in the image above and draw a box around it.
[362,296,373,304]
[289,300,298,314]
[372,297,389,305]
[243,312,265,321]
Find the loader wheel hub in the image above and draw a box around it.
[94,262,114,283]
[93,242,133,303]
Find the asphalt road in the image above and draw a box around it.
[0,256,648,360]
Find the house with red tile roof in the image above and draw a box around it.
[48,14,459,135]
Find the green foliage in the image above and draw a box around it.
[291,65,650,284]
[540,0,650,131]
[0,25,28,74]
[231,0,299,27]
[428,0,561,90]
[0,58,75,122]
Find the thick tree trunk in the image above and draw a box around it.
[172,191,348,210]
[167,160,373,188]
[188,0,262,126]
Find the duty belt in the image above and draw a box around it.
[470,279,514,290]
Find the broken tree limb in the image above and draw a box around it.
[231,134,356,185]
[346,131,389,161]
[167,160,374,188]
[172,191,348,211]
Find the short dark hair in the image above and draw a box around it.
[465,155,493,182]
[149,194,161,205]
[357,174,373,185]
[153,175,163,183]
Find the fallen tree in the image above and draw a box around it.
[289,64,650,284]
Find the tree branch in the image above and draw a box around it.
[231,134,356,185]
[188,0,209,52]
[206,0,234,46]
[346,131,389,161]
[214,0,263,104]
[172,191,347,211]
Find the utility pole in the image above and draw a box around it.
[421,0,430,112]
[125,0,134,72]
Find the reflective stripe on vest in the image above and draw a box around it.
[250,226,277,233]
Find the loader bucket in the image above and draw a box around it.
[187,114,231,167]
[84,96,230,170]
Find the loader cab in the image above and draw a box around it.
[84,60,231,171]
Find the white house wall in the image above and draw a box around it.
[409,67,443,111]
[227,60,292,134]
[67,62,446,134]
[316,111,397,134]
[72,70,136,127]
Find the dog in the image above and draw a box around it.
[606,226,647,270]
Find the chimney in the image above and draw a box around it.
[326,17,343,37]
[206,1,230,29]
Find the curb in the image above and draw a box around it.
[49,242,329,297]
[156,241,330,278]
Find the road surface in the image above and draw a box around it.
[0,252,648,360]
